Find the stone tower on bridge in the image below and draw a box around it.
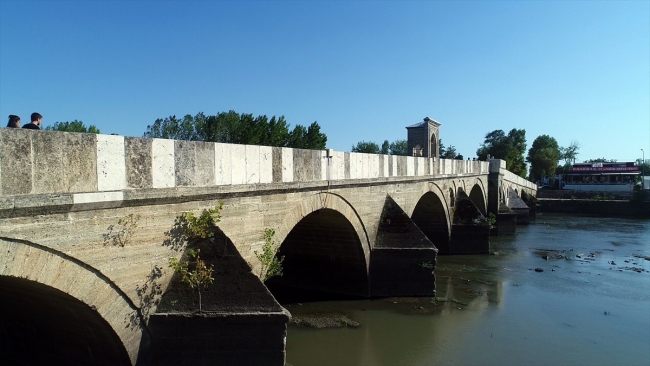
[407,117,441,158]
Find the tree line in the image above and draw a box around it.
[41,111,327,150]
[475,129,582,181]
[350,139,464,159]
[143,111,327,149]
[350,140,408,155]
[44,117,643,182]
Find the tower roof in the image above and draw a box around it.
[406,117,441,129]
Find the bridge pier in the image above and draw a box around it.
[487,159,537,236]
[148,230,290,366]
[371,196,437,296]
[447,192,490,254]
[507,188,533,225]
[494,204,518,236]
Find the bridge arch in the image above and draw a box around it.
[409,183,452,246]
[449,187,455,207]
[270,192,371,296]
[468,180,488,216]
[0,237,146,365]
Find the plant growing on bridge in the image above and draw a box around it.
[254,228,285,282]
[168,249,214,313]
[165,204,224,250]
[487,213,497,229]
[180,203,223,241]
[103,213,141,247]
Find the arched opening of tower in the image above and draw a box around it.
[430,134,438,158]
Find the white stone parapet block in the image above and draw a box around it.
[245,145,261,184]
[214,143,232,186]
[281,147,294,183]
[152,139,175,188]
[231,144,246,185]
[96,134,126,191]
[260,146,273,184]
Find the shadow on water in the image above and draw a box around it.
[284,213,650,366]
[265,281,366,304]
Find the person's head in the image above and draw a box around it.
[31,112,42,125]
[7,115,21,128]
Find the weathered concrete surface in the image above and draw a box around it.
[125,137,153,189]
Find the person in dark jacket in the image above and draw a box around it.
[6,115,21,128]
[22,112,42,129]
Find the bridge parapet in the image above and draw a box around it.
[489,159,537,193]
[438,158,489,176]
[0,129,488,200]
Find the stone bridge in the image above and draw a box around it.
[0,129,536,365]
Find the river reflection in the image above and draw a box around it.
[283,214,650,366]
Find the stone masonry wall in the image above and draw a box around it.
[0,129,457,199]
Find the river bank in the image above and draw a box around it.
[538,198,650,217]
[281,213,650,366]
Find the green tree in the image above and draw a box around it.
[168,249,214,313]
[287,124,308,148]
[285,122,327,149]
[584,158,617,163]
[527,135,561,181]
[144,114,197,140]
[380,140,390,155]
[351,141,381,154]
[262,116,290,147]
[389,139,408,156]
[304,121,327,149]
[45,120,100,134]
[196,110,241,143]
[439,139,463,159]
[144,111,327,149]
[476,129,527,177]
[351,139,407,155]
[560,141,580,165]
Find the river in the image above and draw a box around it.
[281,213,650,366]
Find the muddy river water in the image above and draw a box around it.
[282,213,650,366]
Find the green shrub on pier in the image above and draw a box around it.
[168,249,214,313]
[254,229,285,282]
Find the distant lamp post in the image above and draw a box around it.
[642,148,645,180]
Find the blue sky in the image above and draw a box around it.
[1,1,648,164]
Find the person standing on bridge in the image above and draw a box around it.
[22,112,42,130]
[6,115,21,128]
